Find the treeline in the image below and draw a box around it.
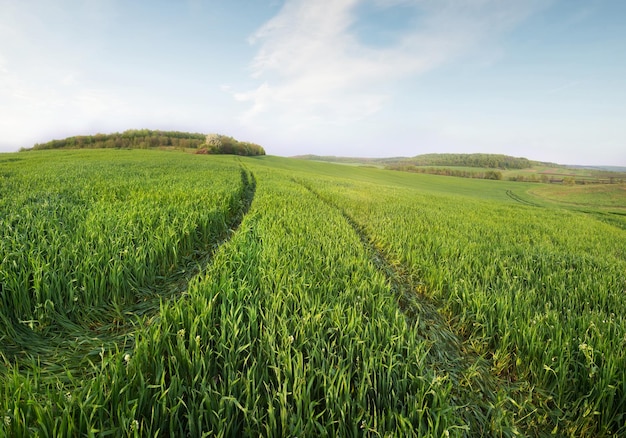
[510,175,626,185]
[295,153,535,169]
[389,165,503,180]
[406,153,533,169]
[31,130,206,150]
[28,130,266,156]
[199,134,265,156]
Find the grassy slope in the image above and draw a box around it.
[257,156,537,201]
[529,183,626,210]
[251,156,626,436]
[293,155,626,183]
[1,150,625,436]
[277,155,625,221]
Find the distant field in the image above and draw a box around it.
[529,183,626,209]
[1,150,625,436]
[268,156,537,201]
[295,155,626,184]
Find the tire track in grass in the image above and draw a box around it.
[296,179,527,437]
[4,167,257,377]
[509,188,626,230]
[506,189,542,207]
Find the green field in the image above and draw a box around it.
[1,150,625,436]
[297,154,626,184]
[529,184,626,209]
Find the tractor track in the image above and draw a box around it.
[506,189,542,207]
[296,179,528,437]
[2,167,257,377]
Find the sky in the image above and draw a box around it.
[1,0,625,166]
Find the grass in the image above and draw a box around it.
[529,183,626,209]
[283,160,626,436]
[1,150,625,436]
[0,150,249,359]
[263,156,538,201]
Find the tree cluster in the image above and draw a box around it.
[201,134,265,156]
[28,130,266,156]
[31,130,206,151]
[388,165,503,180]
[407,153,532,169]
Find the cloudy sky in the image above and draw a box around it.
[1,0,625,165]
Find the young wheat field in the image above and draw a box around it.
[1,150,625,436]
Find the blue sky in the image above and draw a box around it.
[1,0,625,165]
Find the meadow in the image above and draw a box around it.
[1,149,625,436]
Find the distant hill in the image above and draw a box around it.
[293,154,408,163]
[294,153,626,184]
[295,153,545,169]
[395,153,540,169]
[24,129,265,156]
[566,165,626,173]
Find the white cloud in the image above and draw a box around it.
[235,0,545,130]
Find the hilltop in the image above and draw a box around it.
[23,129,266,156]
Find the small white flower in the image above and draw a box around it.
[287,335,294,344]
[124,353,131,363]
[195,335,201,346]
[130,419,139,431]
[4,415,11,426]
[177,329,186,338]
[65,392,72,402]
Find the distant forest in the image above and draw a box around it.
[389,166,504,180]
[27,130,265,156]
[400,153,534,169]
[295,153,537,169]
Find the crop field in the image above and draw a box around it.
[1,149,625,436]
[529,184,626,210]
